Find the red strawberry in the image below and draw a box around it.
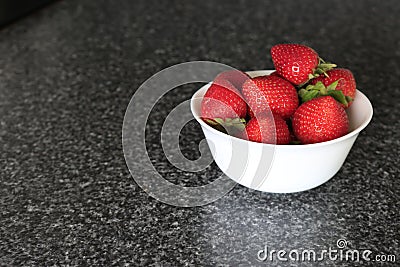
[311,68,356,108]
[215,70,250,89]
[292,96,349,144]
[201,76,247,124]
[244,114,290,144]
[247,105,255,119]
[271,44,336,85]
[242,75,299,119]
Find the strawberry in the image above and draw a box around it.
[242,75,299,119]
[247,105,255,119]
[215,69,250,89]
[201,75,247,128]
[311,68,356,108]
[292,96,349,144]
[271,44,336,85]
[244,114,290,144]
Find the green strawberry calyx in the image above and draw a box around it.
[297,58,336,88]
[298,80,353,106]
[316,57,337,76]
[307,57,337,81]
[203,117,246,133]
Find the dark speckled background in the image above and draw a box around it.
[0,0,399,266]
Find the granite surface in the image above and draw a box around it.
[0,0,399,266]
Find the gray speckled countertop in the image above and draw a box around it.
[0,0,399,266]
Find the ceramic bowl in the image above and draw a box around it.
[190,70,373,193]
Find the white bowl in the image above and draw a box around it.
[190,70,373,193]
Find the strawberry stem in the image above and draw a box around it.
[298,58,336,88]
[315,58,337,78]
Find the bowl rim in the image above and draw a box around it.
[190,70,374,148]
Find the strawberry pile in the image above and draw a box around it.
[201,43,356,145]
